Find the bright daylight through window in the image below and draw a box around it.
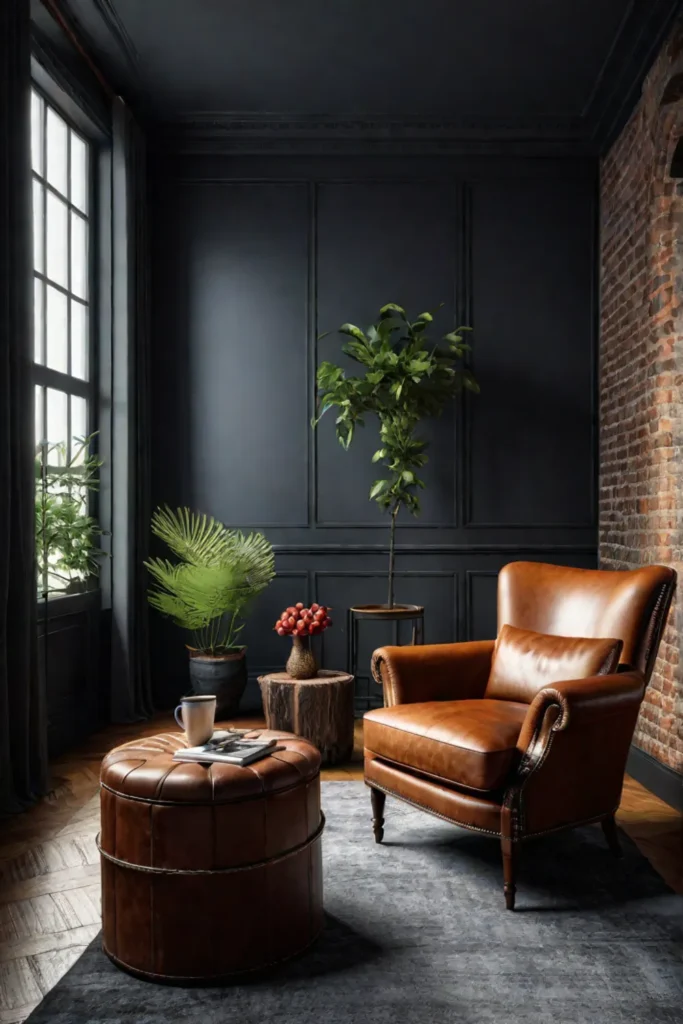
[31,89,100,598]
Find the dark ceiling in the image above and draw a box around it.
[33,0,682,150]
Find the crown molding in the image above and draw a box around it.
[152,111,592,157]
[42,0,683,158]
[31,23,111,135]
[583,0,682,152]
[89,0,140,74]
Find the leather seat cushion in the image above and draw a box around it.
[364,699,528,793]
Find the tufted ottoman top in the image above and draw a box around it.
[100,729,321,804]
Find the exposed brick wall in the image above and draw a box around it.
[600,21,683,772]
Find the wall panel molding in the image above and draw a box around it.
[150,154,598,703]
[463,176,597,531]
[272,543,598,556]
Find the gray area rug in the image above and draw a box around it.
[27,782,682,1023]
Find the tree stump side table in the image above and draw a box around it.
[258,670,354,766]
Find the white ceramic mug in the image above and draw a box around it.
[174,695,216,746]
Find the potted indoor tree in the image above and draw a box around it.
[313,303,479,609]
[145,506,275,715]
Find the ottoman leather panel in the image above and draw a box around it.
[99,731,323,981]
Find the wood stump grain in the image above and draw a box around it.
[258,670,354,765]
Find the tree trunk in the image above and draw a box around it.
[387,502,400,608]
[258,670,355,765]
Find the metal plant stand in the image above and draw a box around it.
[347,604,425,709]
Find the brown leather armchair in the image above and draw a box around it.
[364,561,675,909]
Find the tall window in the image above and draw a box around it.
[31,89,96,596]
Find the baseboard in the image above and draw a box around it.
[626,744,683,811]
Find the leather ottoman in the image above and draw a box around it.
[99,731,323,982]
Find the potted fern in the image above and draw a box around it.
[145,507,275,715]
[313,303,478,609]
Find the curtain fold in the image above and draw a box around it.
[0,0,49,813]
[109,98,154,721]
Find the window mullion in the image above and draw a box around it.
[41,100,47,369]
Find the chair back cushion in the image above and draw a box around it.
[497,561,676,683]
[485,624,623,704]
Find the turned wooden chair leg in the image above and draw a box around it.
[501,836,519,910]
[601,812,623,858]
[370,788,386,844]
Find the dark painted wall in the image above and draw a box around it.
[149,153,598,713]
[39,602,105,756]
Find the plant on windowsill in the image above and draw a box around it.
[313,303,479,610]
[145,507,275,716]
[35,434,105,598]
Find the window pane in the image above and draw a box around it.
[70,131,87,212]
[71,300,88,380]
[35,385,44,447]
[45,285,68,374]
[46,191,68,288]
[70,213,87,299]
[31,92,43,175]
[71,396,88,464]
[33,180,43,272]
[46,388,68,464]
[46,106,68,196]
[34,279,43,363]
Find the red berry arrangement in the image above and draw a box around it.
[274,603,333,637]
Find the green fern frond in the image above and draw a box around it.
[145,507,275,652]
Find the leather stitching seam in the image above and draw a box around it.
[100,773,320,806]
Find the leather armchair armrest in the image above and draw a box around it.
[516,670,646,752]
[371,640,495,707]
[510,670,646,838]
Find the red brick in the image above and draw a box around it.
[600,19,683,772]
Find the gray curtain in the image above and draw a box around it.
[0,0,49,813]
[109,97,154,721]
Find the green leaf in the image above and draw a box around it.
[366,370,384,384]
[415,311,433,322]
[372,448,387,463]
[402,470,415,484]
[339,323,367,342]
[343,340,373,365]
[369,479,390,499]
[379,303,406,318]
[316,361,344,387]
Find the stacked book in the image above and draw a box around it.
[173,730,283,767]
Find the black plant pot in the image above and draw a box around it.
[187,648,248,719]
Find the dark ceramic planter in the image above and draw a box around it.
[187,648,248,718]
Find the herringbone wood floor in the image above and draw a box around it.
[1,712,680,1023]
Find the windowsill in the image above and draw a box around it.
[36,587,100,621]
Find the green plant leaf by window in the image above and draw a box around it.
[35,433,106,597]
